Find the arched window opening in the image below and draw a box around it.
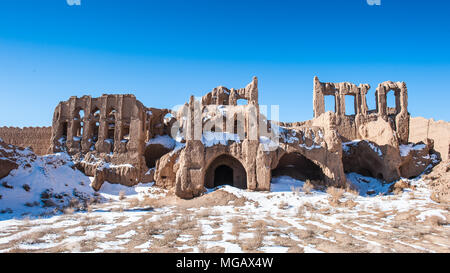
[163,113,176,134]
[121,123,130,143]
[92,108,101,120]
[90,107,101,146]
[92,122,100,144]
[74,109,85,140]
[107,109,117,141]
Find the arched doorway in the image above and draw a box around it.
[271,152,324,181]
[205,154,247,189]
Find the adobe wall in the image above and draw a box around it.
[49,94,147,156]
[0,127,52,155]
[48,94,176,190]
[313,77,410,144]
[409,117,450,161]
[41,76,435,198]
[154,78,348,199]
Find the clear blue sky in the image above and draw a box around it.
[0,0,449,127]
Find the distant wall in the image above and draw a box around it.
[409,117,450,161]
[0,127,52,155]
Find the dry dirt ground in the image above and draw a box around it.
[0,175,449,253]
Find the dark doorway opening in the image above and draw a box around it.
[214,165,234,187]
[62,122,68,138]
[271,152,324,181]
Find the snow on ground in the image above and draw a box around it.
[0,152,100,220]
[0,165,449,253]
[96,180,166,201]
[346,173,393,196]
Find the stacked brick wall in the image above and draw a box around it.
[0,127,52,155]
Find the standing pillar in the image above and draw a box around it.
[313,76,325,118]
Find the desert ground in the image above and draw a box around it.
[0,169,448,253]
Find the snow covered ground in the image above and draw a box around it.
[0,152,101,220]
[0,170,448,253]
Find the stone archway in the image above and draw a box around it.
[271,152,324,182]
[205,154,247,189]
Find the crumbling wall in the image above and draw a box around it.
[42,75,433,199]
[155,78,348,199]
[49,94,147,155]
[163,78,262,199]
[409,117,449,161]
[49,94,153,190]
[201,76,258,106]
[0,127,52,155]
[313,77,410,144]
[312,77,424,182]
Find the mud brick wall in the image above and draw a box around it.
[409,117,450,161]
[0,127,52,155]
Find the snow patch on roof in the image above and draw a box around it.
[399,143,427,157]
[146,135,176,150]
[259,136,279,151]
[342,140,383,157]
[202,132,241,147]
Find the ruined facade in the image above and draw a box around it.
[313,76,410,144]
[6,76,436,199]
[151,77,347,198]
[312,77,418,182]
[48,94,172,190]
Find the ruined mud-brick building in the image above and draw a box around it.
[47,94,172,189]
[4,76,439,199]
